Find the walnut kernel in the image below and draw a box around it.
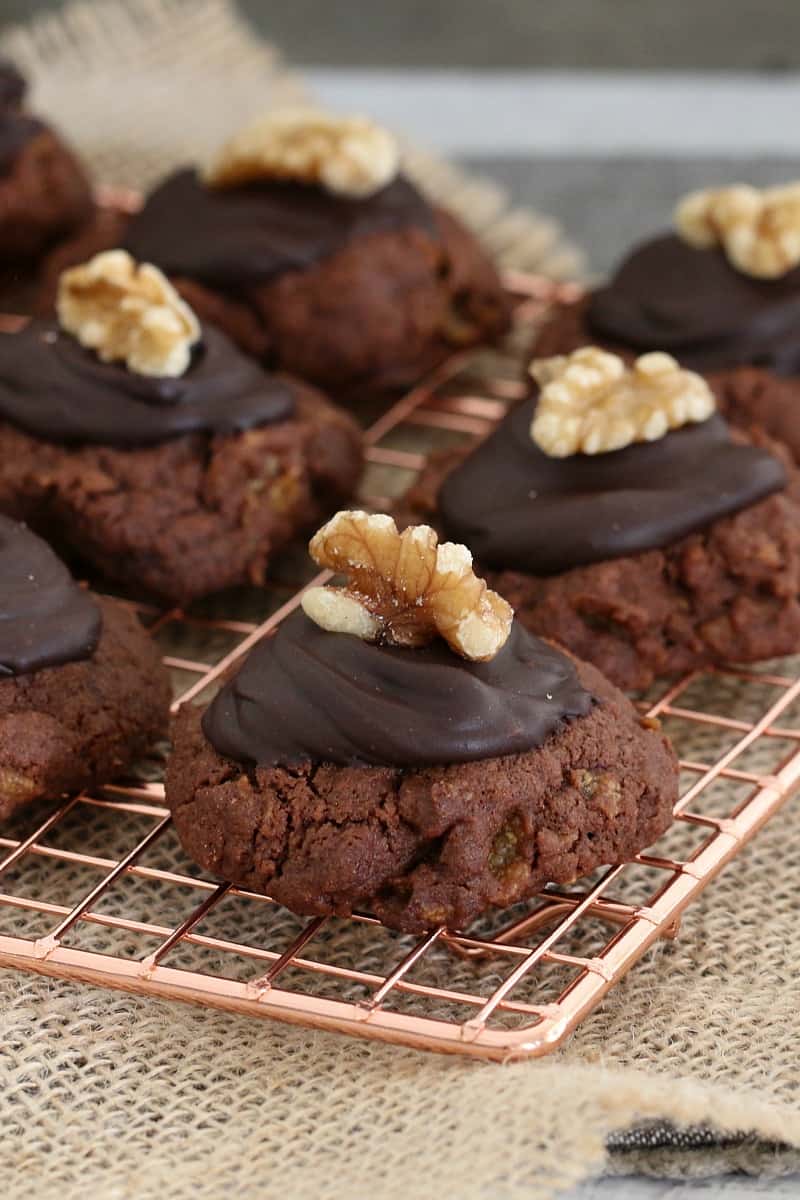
[300,510,513,661]
[675,182,800,278]
[0,767,39,803]
[529,346,715,457]
[57,250,200,378]
[204,108,399,198]
[489,813,525,877]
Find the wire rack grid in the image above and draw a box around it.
[2,273,800,1062]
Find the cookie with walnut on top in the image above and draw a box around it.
[42,109,512,397]
[0,515,170,822]
[0,249,364,606]
[534,181,800,465]
[166,511,678,933]
[405,346,800,691]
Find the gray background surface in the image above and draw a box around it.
[0,0,798,68]
[459,156,800,276]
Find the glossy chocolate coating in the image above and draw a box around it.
[0,58,26,110]
[0,516,101,676]
[438,398,786,575]
[589,233,800,374]
[124,168,438,288]
[0,112,43,175]
[202,610,593,768]
[0,319,294,446]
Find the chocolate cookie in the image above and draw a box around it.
[709,366,800,464]
[0,517,170,820]
[405,394,800,691]
[166,608,677,932]
[0,309,363,604]
[0,58,27,111]
[43,172,511,392]
[0,60,92,304]
[119,166,511,393]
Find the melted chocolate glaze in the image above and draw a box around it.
[0,59,26,110]
[589,233,800,374]
[0,112,43,176]
[202,610,593,768]
[438,398,786,575]
[0,515,101,677]
[0,319,294,446]
[124,168,438,288]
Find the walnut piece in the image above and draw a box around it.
[0,767,39,804]
[675,182,800,278]
[529,346,715,457]
[204,108,399,198]
[300,510,513,661]
[57,249,200,378]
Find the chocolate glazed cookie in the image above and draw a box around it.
[405,398,800,691]
[123,169,512,393]
[533,233,800,464]
[166,611,677,933]
[0,319,364,604]
[0,58,92,274]
[0,517,170,820]
[39,163,511,394]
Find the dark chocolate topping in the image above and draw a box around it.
[202,609,592,768]
[0,112,43,175]
[124,168,438,288]
[438,397,787,575]
[0,58,26,110]
[0,318,294,446]
[589,233,800,374]
[0,515,101,677]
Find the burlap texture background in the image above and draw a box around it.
[1,3,799,1198]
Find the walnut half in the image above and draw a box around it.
[300,511,513,662]
[529,346,716,457]
[204,108,399,199]
[675,182,800,279]
[57,250,200,378]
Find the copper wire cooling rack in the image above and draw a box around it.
[2,273,800,1062]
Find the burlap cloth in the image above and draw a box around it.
[1,3,799,1198]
